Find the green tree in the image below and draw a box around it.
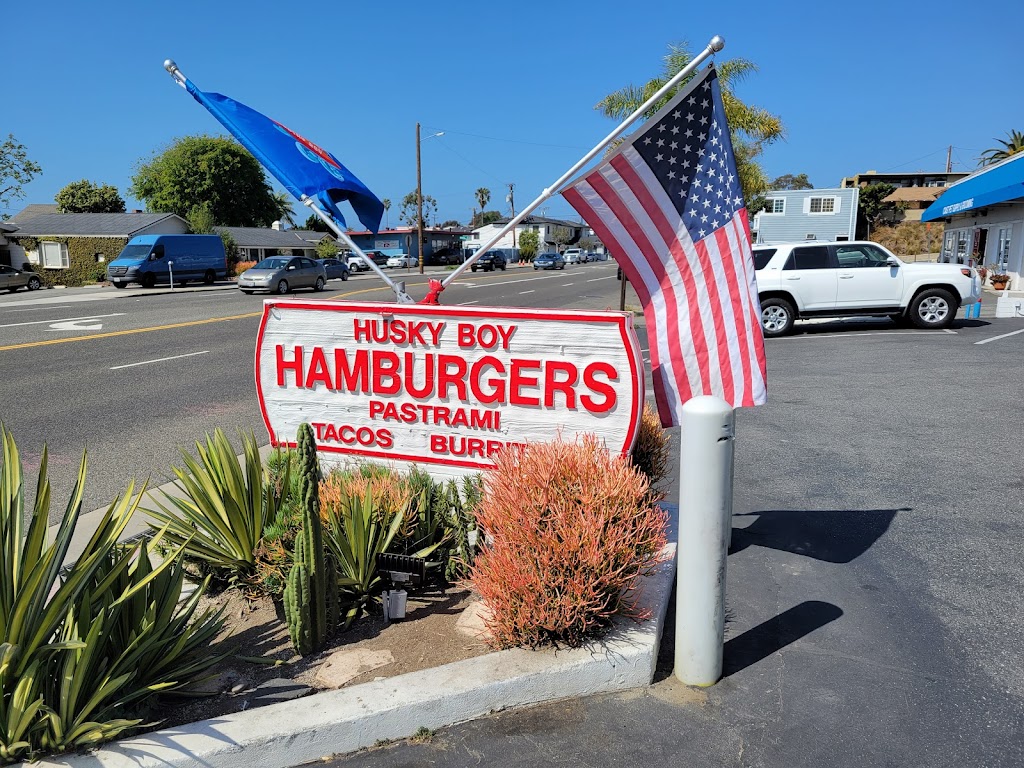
[272,191,297,227]
[472,210,502,227]
[382,198,391,229]
[857,182,897,237]
[440,219,462,228]
[979,129,1024,167]
[399,191,437,227]
[55,179,126,213]
[187,202,216,234]
[769,173,813,190]
[303,214,329,232]
[315,237,340,259]
[130,135,278,227]
[518,229,539,261]
[596,42,784,203]
[551,226,575,250]
[1,134,42,219]
[475,188,491,215]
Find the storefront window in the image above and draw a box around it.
[997,227,1012,270]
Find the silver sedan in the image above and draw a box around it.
[238,256,327,294]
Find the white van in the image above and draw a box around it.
[563,248,585,264]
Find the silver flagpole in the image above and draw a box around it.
[163,59,414,304]
[441,35,725,289]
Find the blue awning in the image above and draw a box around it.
[922,153,1024,221]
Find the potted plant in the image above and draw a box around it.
[990,272,1011,290]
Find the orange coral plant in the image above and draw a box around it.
[469,434,668,648]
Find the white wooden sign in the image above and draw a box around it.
[256,300,645,474]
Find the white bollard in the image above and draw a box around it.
[675,395,735,686]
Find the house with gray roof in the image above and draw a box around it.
[1,209,189,286]
[216,225,334,262]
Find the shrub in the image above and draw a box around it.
[631,402,670,487]
[469,435,668,649]
[232,260,256,277]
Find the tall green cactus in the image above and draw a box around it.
[283,423,339,655]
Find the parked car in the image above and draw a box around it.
[386,254,416,269]
[347,251,389,272]
[753,240,981,336]
[320,258,349,281]
[106,234,227,288]
[238,256,327,294]
[470,250,507,272]
[0,264,42,292]
[534,253,566,271]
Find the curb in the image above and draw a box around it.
[29,505,678,768]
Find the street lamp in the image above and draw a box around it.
[416,124,444,274]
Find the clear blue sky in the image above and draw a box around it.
[7,0,1023,227]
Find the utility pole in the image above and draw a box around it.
[416,122,424,274]
[946,145,952,173]
[507,183,516,252]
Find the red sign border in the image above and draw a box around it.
[255,300,645,470]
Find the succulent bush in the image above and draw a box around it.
[631,402,671,487]
[441,475,483,582]
[0,425,223,763]
[282,425,340,656]
[146,429,288,582]
[469,434,668,649]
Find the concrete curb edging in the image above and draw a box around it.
[30,505,678,768]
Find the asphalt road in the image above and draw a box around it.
[0,261,628,518]
[325,314,1024,768]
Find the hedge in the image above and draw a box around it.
[11,236,128,287]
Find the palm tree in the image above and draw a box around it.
[596,42,784,203]
[979,130,1024,167]
[475,188,491,217]
[272,191,297,228]
[382,198,391,229]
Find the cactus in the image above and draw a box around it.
[283,423,338,655]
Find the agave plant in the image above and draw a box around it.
[0,424,225,762]
[321,475,441,628]
[146,428,289,581]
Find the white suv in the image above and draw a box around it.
[753,241,980,337]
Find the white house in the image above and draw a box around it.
[466,216,585,256]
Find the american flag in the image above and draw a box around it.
[562,65,767,426]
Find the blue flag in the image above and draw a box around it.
[184,79,384,233]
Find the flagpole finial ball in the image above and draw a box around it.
[163,59,178,73]
[710,36,725,53]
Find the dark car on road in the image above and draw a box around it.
[470,250,507,272]
[319,258,350,281]
[534,253,565,271]
[0,264,42,292]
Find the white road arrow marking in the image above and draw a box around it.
[0,312,124,330]
[48,318,108,331]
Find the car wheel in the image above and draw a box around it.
[341,271,348,281]
[760,297,796,337]
[500,263,506,271]
[141,273,156,289]
[178,280,188,287]
[471,266,477,272]
[908,288,956,329]
[314,277,325,292]
[113,282,127,289]
[27,276,41,291]
[203,270,216,284]
[534,266,539,270]
[559,264,565,270]
[276,279,289,295]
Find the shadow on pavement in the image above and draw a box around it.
[722,600,844,678]
[730,508,906,563]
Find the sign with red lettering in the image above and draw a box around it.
[255,300,645,473]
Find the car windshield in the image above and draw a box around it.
[254,258,289,270]
[117,244,153,261]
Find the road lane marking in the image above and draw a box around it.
[0,312,124,329]
[458,300,479,305]
[562,283,575,286]
[0,312,259,352]
[587,277,614,282]
[8,305,73,312]
[110,351,210,370]
[975,327,1024,345]
[519,290,535,295]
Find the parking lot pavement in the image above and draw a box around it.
[328,320,1024,768]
